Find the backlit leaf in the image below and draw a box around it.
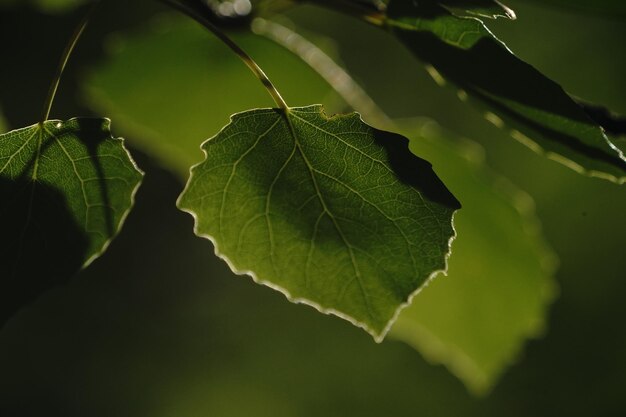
[0,118,143,326]
[178,105,460,340]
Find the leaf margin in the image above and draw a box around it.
[176,104,460,342]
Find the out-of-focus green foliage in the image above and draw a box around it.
[391,119,556,394]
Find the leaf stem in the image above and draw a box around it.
[41,1,99,123]
[158,0,289,112]
[252,18,393,129]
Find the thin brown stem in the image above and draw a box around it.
[158,0,289,111]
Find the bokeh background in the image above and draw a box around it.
[1,0,625,415]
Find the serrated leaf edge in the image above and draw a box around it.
[78,118,144,268]
[1,118,145,269]
[177,105,458,342]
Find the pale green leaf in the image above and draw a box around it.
[386,0,626,183]
[390,120,556,394]
[178,105,460,340]
[0,118,143,326]
[84,16,339,177]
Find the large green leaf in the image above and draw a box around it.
[0,118,143,326]
[386,0,626,183]
[85,16,339,177]
[178,105,460,340]
[389,120,556,394]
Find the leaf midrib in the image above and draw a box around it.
[285,110,373,320]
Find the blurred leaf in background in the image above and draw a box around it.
[391,119,556,394]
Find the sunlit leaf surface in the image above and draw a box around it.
[178,105,460,340]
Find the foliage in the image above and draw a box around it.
[0,119,142,326]
[0,0,624,404]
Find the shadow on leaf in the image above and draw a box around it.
[372,128,461,210]
[0,176,88,329]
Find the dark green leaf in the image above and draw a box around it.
[386,0,626,183]
[178,105,460,340]
[0,118,143,326]
[390,120,556,394]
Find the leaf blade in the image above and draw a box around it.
[0,118,143,326]
[178,105,460,340]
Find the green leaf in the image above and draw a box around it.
[0,118,143,326]
[386,0,626,183]
[434,0,516,19]
[177,105,460,340]
[84,16,339,177]
[390,120,556,394]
